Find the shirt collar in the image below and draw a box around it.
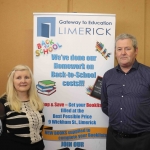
[116,59,139,72]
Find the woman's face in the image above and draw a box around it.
[13,70,32,94]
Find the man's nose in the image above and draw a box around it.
[121,49,126,54]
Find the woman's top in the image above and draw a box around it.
[0,95,45,146]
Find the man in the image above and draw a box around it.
[101,33,150,150]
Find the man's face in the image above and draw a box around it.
[115,39,138,68]
[13,70,32,94]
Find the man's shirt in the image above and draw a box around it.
[101,60,150,134]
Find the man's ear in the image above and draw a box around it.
[135,48,138,55]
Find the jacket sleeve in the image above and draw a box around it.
[0,95,6,120]
[101,75,108,116]
[0,102,5,120]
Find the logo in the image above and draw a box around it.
[37,17,56,38]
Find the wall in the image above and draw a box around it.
[0,0,150,94]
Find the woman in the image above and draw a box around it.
[0,65,45,150]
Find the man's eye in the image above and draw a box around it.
[127,48,131,50]
[117,49,121,51]
[16,77,21,79]
[125,48,131,50]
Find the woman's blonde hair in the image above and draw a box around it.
[6,64,44,112]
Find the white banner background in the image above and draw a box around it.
[33,13,115,150]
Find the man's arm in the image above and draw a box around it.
[101,76,108,116]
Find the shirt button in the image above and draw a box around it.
[120,108,122,110]
[120,121,122,123]
[122,96,123,97]
[123,84,125,86]
[125,74,126,75]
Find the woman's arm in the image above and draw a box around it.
[0,102,5,119]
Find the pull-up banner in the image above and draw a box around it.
[33,13,115,150]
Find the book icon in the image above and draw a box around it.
[58,148,85,150]
[39,80,55,87]
[36,84,54,92]
[36,80,56,96]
